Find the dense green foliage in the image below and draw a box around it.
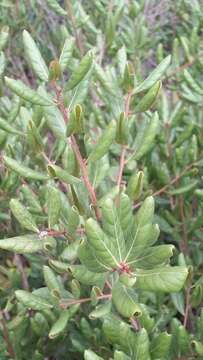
[0,0,203,359]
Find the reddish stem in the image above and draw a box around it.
[14,254,29,290]
[60,293,112,308]
[116,146,127,188]
[65,0,84,55]
[183,284,191,328]
[179,196,189,255]
[51,82,101,221]
[0,313,15,358]
[70,135,101,220]
[133,162,194,209]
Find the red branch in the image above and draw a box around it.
[51,82,101,221]
[133,162,194,209]
[70,135,101,220]
[60,293,112,309]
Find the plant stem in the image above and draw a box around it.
[0,312,15,358]
[130,316,141,331]
[116,90,132,188]
[65,0,84,55]
[70,135,101,220]
[153,163,194,197]
[52,82,101,221]
[116,145,127,188]
[133,162,194,209]
[60,293,112,308]
[14,254,29,290]
[179,195,189,255]
[166,57,196,79]
[183,283,191,328]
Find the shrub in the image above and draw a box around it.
[0,1,203,359]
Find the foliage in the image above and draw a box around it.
[0,0,203,359]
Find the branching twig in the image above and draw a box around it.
[0,312,15,358]
[70,135,101,220]
[14,254,29,290]
[65,0,84,55]
[133,162,194,209]
[183,282,191,328]
[51,82,101,220]
[60,293,112,309]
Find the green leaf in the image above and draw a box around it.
[84,350,104,360]
[88,120,117,162]
[4,155,48,180]
[10,199,39,233]
[135,81,162,113]
[44,104,66,139]
[116,112,128,145]
[89,301,112,320]
[125,223,160,264]
[0,26,9,51]
[134,55,171,94]
[94,63,116,95]
[67,104,84,136]
[61,239,80,262]
[27,119,44,152]
[169,180,198,195]
[126,171,144,201]
[47,164,81,185]
[37,85,66,139]
[49,260,69,274]
[85,218,119,270]
[0,235,43,253]
[132,328,150,360]
[21,184,42,212]
[183,69,203,95]
[136,196,155,226]
[130,112,160,161]
[23,30,48,82]
[49,310,70,339]
[117,193,134,239]
[112,281,142,318]
[15,290,53,310]
[128,245,175,270]
[192,340,203,356]
[64,206,80,235]
[119,273,137,287]
[65,50,94,91]
[114,351,130,360]
[46,0,67,16]
[0,117,22,135]
[59,37,75,71]
[171,292,185,315]
[4,77,52,106]
[78,240,107,273]
[178,325,190,355]
[0,52,6,76]
[47,186,61,229]
[190,284,203,307]
[150,332,172,360]
[135,266,188,292]
[43,236,57,252]
[69,265,105,286]
[138,304,155,332]
[101,197,126,262]
[43,266,61,298]
[103,314,136,353]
